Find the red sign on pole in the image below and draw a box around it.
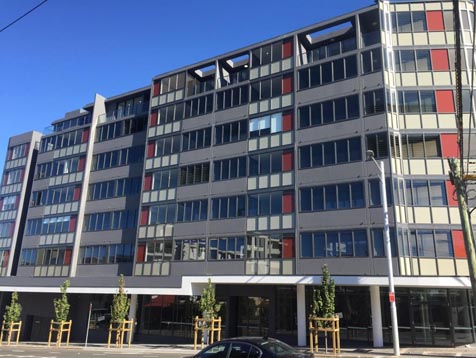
[389,292,395,303]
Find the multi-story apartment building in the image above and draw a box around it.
[0,0,474,348]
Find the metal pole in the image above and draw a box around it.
[379,160,400,356]
[85,302,92,347]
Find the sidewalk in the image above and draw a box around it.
[16,341,476,358]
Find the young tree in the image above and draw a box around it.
[111,274,130,323]
[3,292,22,328]
[312,265,336,325]
[199,278,221,320]
[54,280,70,323]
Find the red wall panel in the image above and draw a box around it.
[431,49,449,71]
[282,192,294,213]
[440,133,458,158]
[69,216,77,232]
[446,180,458,206]
[144,174,152,191]
[153,81,160,97]
[7,149,12,160]
[282,75,293,94]
[136,244,146,263]
[427,11,445,31]
[64,249,72,265]
[147,142,155,158]
[73,186,81,201]
[452,230,467,258]
[282,151,294,171]
[2,251,9,267]
[140,207,149,226]
[282,236,295,258]
[78,156,86,171]
[282,112,293,131]
[82,128,90,143]
[436,90,455,113]
[282,40,293,58]
[150,111,158,127]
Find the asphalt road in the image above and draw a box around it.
[0,345,192,358]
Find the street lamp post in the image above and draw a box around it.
[367,150,400,356]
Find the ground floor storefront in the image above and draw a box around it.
[2,284,474,347]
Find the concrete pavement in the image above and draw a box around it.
[9,341,476,358]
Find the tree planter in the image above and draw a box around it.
[0,321,22,345]
[193,316,222,349]
[107,319,133,348]
[308,315,340,355]
[48,320,72,347]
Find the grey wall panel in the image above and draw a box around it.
[174,222,208,237]
[297,162,366,186]
[176,183,209,201]
[211,142,248,160]
[170,261,206,276]
[210,178,247,196]
[92,132,146,154]
[296,120,363,146]
[297,258,373,276]
[206,261,245,275]
[84,196,141,213]
[16,267,35,277]
[295,78,360,106]
[299,209,368,231]
[208,218,247,236]
[89,163,143,183]
[80,229,137,245]
[181,114,213,132]
[179,148,212,165]
[214,106,248,124]
[76,263,133,277]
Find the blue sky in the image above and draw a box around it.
[0,0,373,163]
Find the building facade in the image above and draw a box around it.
[0,0,475,347]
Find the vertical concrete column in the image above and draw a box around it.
[127,294,138,343]
[370,286,383,347]
[296,284,307,346]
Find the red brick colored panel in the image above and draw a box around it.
[282,75,293,94]
[69,216,77,232]
[282,192,294,213]
[136,244,146,263]
[2,251,9,267]
[144,174,152,191]
[282,40,293,58]
[78,156,86,171]
[140,207,149,226]
[2,175,7,186]
[8,223,14,237]
[150,111,158,127]
[282,151,294,171]
[19,169,24,182]
[82,127,90,143]
[153,81,160,97]
[147,142,155,158]
[452,230,467,258]
[446,180,458,206]
[436,90,455,113]
[0,199,3,211]
[282,236,295,258]
[73,186,81,201]
[14,195,19,209]
[64,249,72,265]
[440,133,458,158]
[282,112,293,131]
[427,11,445,31]
[7,149,12,160]
[431,49,449,71]
[24,143,30,157]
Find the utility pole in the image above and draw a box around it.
[449,0,476,309]
[448,159,476,309]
